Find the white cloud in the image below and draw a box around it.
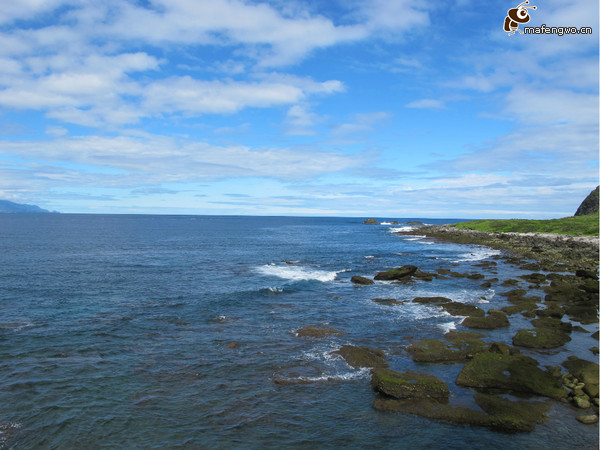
[405,99,445,109]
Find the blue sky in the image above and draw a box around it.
[0,0,597,218]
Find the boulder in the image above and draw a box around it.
[374,265,418,281]
[371,369,449,400]
[333,345,387,369]
[363,218,380,225]
[350,275,374,285]
[576,414,599,424]
[562,356,599,398]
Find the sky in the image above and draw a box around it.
[0,0,598,218]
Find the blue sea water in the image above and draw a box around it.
[0,214,597,449]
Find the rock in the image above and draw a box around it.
[372,298,402,306]
[576,414,599,424]
[574,186,599,216]
[519,273,547,284]
[374,265,418,281]
[501,279,520,287]
[227,342,239,349]
[512,328,571,349]
[296,325,344,338]
[333,345,387,369]
[461,310,510,329]
[456,350,568,400]
[350,275,374,285]
[363,218,380,225]
[412,296,452,304]
[406,331,488,363]
[576,269,598,280]
[530,316,572,332]
[373,394,551,433]
[440,302,485,317]
[371,369,450,400]
[562,357,599,398]
[406,221,424,225]
[572,395,592,409]
[534,304,565,319]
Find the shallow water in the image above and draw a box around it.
[0,214,597,448]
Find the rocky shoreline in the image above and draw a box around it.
[283,224,599,434]
[401,224,599,272]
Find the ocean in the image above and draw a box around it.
[0,214,597,448]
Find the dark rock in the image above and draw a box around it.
[530,317,572,332]
[501,279,520,287]
[296,325,344,338]
[350,275,374,285]
[534,304,564,319]
[456,350,568,400]
[413,269,436,281]
[406,221,424,225]
[461,310,510,329]
[576,269,598,280]
[374,265,418,281]
[519,273,547,284]
[363,218,380,225]
[574,186,599,216]
[371,368,450,400]
[333,345,387,369]
[412,296,452,304]
[512,328,571,349]
[467,273,485,280]
[372,298,401,305]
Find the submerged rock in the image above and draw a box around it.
[372,298,401,305]
[296,325,344,338]
[512,328,571,349]
[374,265,418,281]
[456,350,568,400]
[371,369,450,400]
[333,345,388,369]
[412,296,452,304]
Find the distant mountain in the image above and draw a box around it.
[574,186,599,216]
[0,200,53,214]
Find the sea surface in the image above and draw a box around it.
[0,214,597,449]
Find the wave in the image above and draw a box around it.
[453,247,501,262]
[255,263,341,282]
[389,226,416,232]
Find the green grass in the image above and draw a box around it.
[452,212,599,236]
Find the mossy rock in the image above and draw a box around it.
[374,265,418,281]
[462,310,509,329]
[406,331,488,363]
[350,275,374,285]
[296,325,344,338]
[564,303,598,324]
[412,296,452,304]
[519,273,547,284]
[562,357,599,398]
[456,351,568,400]
[501,303,537,316]
[530,317,572,333]
[441,302,485,317]
[501,279,520,287]
[413,269,436,281]
[333,345,387,369]
[512,328,571,349]
[371,369,449,400]
[534,304,564,319]
[373,394,551,433]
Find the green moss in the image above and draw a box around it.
[452,212,599,236]
[333,345,388,369]
[512,328,571,349]
[407,331,488,363]
[456,351,567,400]
[374,265,417,281]
[371,369,450,399]
[462,310,510,329]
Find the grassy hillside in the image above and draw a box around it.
[452,212,599,236]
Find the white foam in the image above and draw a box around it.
[256,264,340,282]
[389,226,416,232]
[453,247,501,262]
[439,321,458,333]
[364,255,376,259]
